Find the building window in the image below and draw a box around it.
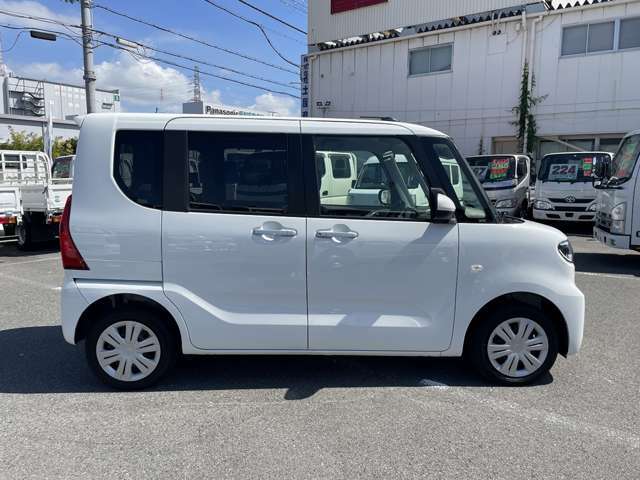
[561,22,614,56]
[409,44,453,76]
[620,18,640,50]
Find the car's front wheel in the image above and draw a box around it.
[86,308,176,390]
[469,305,559,385]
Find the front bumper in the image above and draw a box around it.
[593,226,631,250]
[560,283,585,356]
[533,209,595,222]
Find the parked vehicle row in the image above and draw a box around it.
[60,114,584,390]
[0,150,74,247]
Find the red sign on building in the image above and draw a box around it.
[331,0,388,14]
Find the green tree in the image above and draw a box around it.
[0,128,78,157]
[52,137,78,158]
[0,128,43,151]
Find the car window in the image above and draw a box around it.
[517,158,527,178]
[312,136,431,221]
[52,157,73,179]
[330,153,352,179]
[315,153,326,179]
[423,139,491,221]
[114,131,163,209]
[187,132,289,214]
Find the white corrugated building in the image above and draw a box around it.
[303,0,640,159]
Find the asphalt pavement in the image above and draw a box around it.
[0,224,638,479]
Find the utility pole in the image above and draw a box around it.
[80,0,96,113]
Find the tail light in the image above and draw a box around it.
[59,195,89,270]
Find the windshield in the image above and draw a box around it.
[538,153,609,183]
[467,156,516,187]
[52,156,73,179]
[610,135,640,182]
[355,162,419,189]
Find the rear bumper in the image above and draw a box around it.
[61,275,89,345]
[593,226,631,250]
[0,215,17,225]
[532,209,595,222]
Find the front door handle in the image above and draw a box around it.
[253,226,298,238]
[316,228,359,240]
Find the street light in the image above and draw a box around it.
[30,31,57,42]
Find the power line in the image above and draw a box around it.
[234,0,306,35]
[92,3,299,75]
[98,39,300,99]
[200,0,299,67]
[91,28,299,91]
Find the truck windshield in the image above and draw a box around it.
[52,157,73,179]
[467,156,516,187]
[538,153,608,183]
[610,135,640,183]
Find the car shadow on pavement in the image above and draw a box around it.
[0,326,553,396]
[574,252,640,277]
[0,240,59,259]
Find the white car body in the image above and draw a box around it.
[594,131,640,251]
[533,152,612,223]
[60,114,585,387]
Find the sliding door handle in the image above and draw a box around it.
[316,228,359,240]
[253,226,298,238]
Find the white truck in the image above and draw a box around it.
[532,151,612,224]
[1,150,53,238]
[593,131,640,252]
[17,154,74,248]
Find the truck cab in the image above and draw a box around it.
[532,152,611,223]
[593,131,640,251]
[467,155,531,217]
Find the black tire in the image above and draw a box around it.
[16,222,32,250]
[468,304,559,385]
[2,224,16,236]
[85,307,177,390]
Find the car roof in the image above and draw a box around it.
[86,113,449,138]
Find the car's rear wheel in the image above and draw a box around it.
[469,305,559,385]
[86,308,176,390]
[16,222,32,250]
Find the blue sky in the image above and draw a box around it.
[0,0,307,113]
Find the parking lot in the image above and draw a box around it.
[0,224,638,479]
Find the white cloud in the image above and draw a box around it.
[0,0,79,30]
[251,93,297,116]
[15,54,298,116]
[16,52,221,112]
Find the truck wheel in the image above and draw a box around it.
[85,307,177,390]
[469,304,559,385]
[16,223,33,250]
[2,224,16,236]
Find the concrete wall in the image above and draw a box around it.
[308,1,640,156]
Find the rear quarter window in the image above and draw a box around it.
[114,131,163,209]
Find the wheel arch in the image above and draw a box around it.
[462,292,569,357]
[74,293,183,353]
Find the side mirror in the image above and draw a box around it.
[378,189,391,206]
[433,192,456,223]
